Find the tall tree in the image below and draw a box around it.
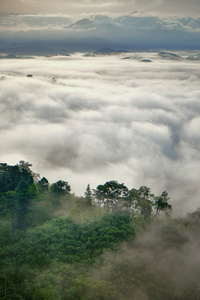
[50,180,71,202]
[135,186,154,219]
[0,162,37,229]
[94,181,128,213]
[123,188,139,215]
[155,191,172,215]
[84,184,92,206]
[37,177,49,194]
[18,160,40,182]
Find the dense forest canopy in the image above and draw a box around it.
[0,162,199,299]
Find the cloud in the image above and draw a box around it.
[90,215,200,299]
[1,13,200,51]
[0,0,200,17]
[1,13,200,33]
[0,53,200,216]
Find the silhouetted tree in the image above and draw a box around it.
[94,181,128,213]
[155,191,172,215]
[123,188,139,215]
[50,180,70,196]
[135,186,154,219]
[37,177,49,194]
[84,184,92,206]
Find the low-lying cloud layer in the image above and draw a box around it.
[1,52,200,215]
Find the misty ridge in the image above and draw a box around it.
[1,161,200,299]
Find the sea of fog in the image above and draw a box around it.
[0,51,200,216]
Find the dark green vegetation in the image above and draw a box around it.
[0,162,199,299]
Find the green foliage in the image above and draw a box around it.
[0,163,33,193]
[135,186,154,219]
[0,162,37,230]
[155,191,172,215]
[0,214,134,269]
[37,177,49,194]
[50,180,71,197]
[94,180,128,213]
[3,161,194,300]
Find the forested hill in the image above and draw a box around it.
[0,162,200,299]
[0,161,171,230]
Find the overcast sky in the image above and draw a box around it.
[1,0,200,51]
[1,53,200,216]
[0,0,200,17]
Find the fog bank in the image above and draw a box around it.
[0,52,200,215]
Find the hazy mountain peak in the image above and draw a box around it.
[70,18,94,28]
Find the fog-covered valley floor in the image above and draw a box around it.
[1,51,200,216]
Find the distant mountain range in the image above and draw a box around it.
[1,14,200,55]
[1,39,200,60]
[0,37,123,56]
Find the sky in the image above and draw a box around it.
[0,0,200,51]
[1,52,200,216]
[0,0,200,17]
